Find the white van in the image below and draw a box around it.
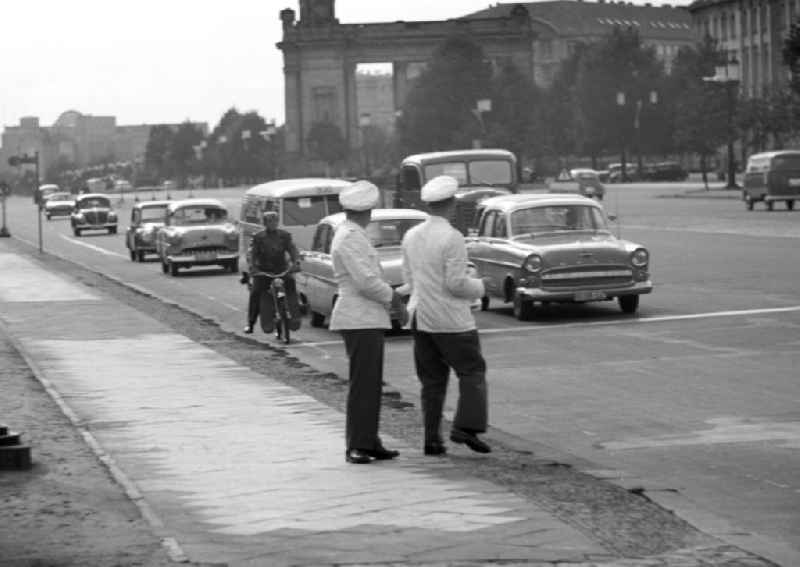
[238,178,354,255]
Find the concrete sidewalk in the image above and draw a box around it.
[0,238,780,566]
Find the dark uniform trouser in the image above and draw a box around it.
[341,329,385,451]
[247,275,300,332]
[412,327,488,444]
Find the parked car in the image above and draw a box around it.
[607,163,640,183]
[642,161,688,182]
[155,199,240,276]
[466,193,652,319]
[549,168,605,200]
[70,193,118,236]
[125,200,170,262]
[742,150,800,211]
[35,183,61,206]
[43,191,75,220]
[296,208,429,328]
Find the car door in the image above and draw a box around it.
[299,222,332,313]
[127,208,140,251]
[466,209,497,295]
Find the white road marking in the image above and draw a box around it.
[293,305,800,348]
[624,224,800,239]
[601,416,800,451]
[60,234,129,258]
[29,334,527,535]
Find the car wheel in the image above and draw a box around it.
[229,258,239,273]
[787,200,795,211]
[46,214,51,220]
[766,200,774,211]
[618,295,639,314]
[161,259,168,274]
[480,295,490,311]
[745,196,754,211]
[512,293,534,321]
[136,250,145,262]
[109,227,117,235]
[129,249,136,261]
[169,262,179,277]
[310,311,326,328]
[73,228,81,237]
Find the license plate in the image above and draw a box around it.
[196,252,217,261]
[574,290,606,302]
[789,178,800,187]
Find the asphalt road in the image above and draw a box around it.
[3,183,799,565]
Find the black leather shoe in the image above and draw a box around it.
[450,428,491,453]
[243,324,254,334]
[345,449,373,464]
[424,441,447,456]
[364,446,399,460]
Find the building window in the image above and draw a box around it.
[311,87,337,124]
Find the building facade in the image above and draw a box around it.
[689,0,800,97]
[1,110,207,179]
[277,0,696,169]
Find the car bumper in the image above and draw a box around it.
[75,223,117,229]
[166,251,239,264]
[516,280,653,302]
[764,194,799,202]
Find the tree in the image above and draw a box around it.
[398,34,493,155]
[783,17,800,96]
[144,125,175,182]
[169,122,205,185]
[306,121,348,176]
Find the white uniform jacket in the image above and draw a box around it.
[329,220,394,330]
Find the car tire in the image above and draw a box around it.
[310,311,326,328]
[745,196,754,211]
[480,295,490,311]
[73,228,81,237]
[161,259,168,274]
[136,250,145,263]
[766,200,774,211]
[512,293,534,321]
[169,262,179,277]
[229,258,239,273]
[109,227,117,235]
[787,200,794,211]
[46,214,51,220]
[129,249,136,261]
[618,295,639,314]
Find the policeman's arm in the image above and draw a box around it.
[443,232,484,300]
[398,239,414,296]
[339,233,393,304]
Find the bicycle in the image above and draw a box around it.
[241,268,295,344]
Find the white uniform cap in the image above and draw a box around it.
[340,180,380,211]
[421,175,458,203]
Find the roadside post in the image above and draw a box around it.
[0,181,11,237]
[7,152,42,249]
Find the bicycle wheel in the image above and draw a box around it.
[276,296,290,344]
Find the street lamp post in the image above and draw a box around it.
[259,124,278,180]
[472,99,492,149]
[616,90,657,181]
[359,114,371,178]
[703,57,740,189]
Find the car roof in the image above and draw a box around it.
[747,150,800,161]
[244,178,352,199]
[76,193,110,199]
[401,148,515,166]
[480,193,601,213]
[167,198,226,211]
[39,184,60,190]
[321,208,429,228]
[134,200,171,209]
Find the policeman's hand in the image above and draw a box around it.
[239,271,250,285]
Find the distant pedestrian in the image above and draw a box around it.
[329,180,406,464]
[401,175,491,456]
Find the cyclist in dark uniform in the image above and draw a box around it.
[244,211,301,334]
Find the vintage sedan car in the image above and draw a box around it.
[43,192,75,220]
[466,194,652,319]
[549,169,605,200]
[155,198,240,276]
[125,200,170,262]
[296,208,429,328]
[70,193,118,236]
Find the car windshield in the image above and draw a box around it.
[141,205,168,222]
[77,197,110,208]
[171,206,228,226]
[423,159,512,187]
[47,192,71,201]
[365,217,425,248]
[510,205,608,236]
[572,170,598,180]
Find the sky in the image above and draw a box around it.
[1,0,686,133]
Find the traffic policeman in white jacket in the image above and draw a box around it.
[329,180,406,464]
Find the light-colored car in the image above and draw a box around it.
[70,193,118,236]
[549,169,605,200]
[125,200,170,262]
[43,191,75,220]
[155,198,240,276]
[297,208,429,328]
[466,193,652,319]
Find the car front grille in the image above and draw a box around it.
[541,265,633,289]
[184,245,233,254]
[84,211,108,224]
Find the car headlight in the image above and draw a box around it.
[630,248,649,267]
[522,254,543,273]
[108,212,117,220]
[74,212,84,220]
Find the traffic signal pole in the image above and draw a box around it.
[0,192,10,238]
[35,153,43,252]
